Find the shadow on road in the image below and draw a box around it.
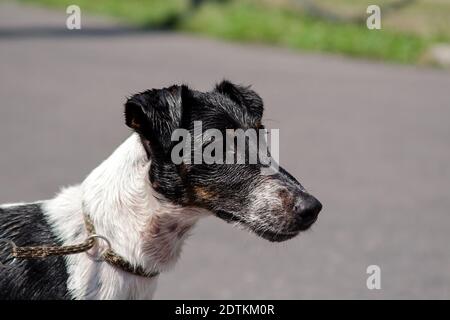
[0,26,173,39]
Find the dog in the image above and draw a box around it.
[0,81,322,300]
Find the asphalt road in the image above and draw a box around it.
[1,2,450,299]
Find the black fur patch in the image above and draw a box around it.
[125,81,266,209]
[0,204,70,300]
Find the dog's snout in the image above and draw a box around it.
[294,194,322,227]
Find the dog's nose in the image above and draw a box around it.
[294,194,322,226]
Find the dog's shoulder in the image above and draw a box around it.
[0,202,71,300]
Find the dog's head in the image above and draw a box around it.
[124,81,322,242]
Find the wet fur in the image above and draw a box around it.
[0,203,69,299]
[0,81,321,299]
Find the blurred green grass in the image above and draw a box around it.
[19,0,450,64]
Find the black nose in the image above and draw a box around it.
[294,195,322,225]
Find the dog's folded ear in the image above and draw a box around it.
[125,85,190,155]
[215,80,264,120]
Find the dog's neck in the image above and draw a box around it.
[45,134,207,299]
[81,134,207,271]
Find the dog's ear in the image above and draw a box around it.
[125,85,191,155]
[215,80,264,120]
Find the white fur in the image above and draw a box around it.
[0,201,44,209]
[43,134,209,299]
